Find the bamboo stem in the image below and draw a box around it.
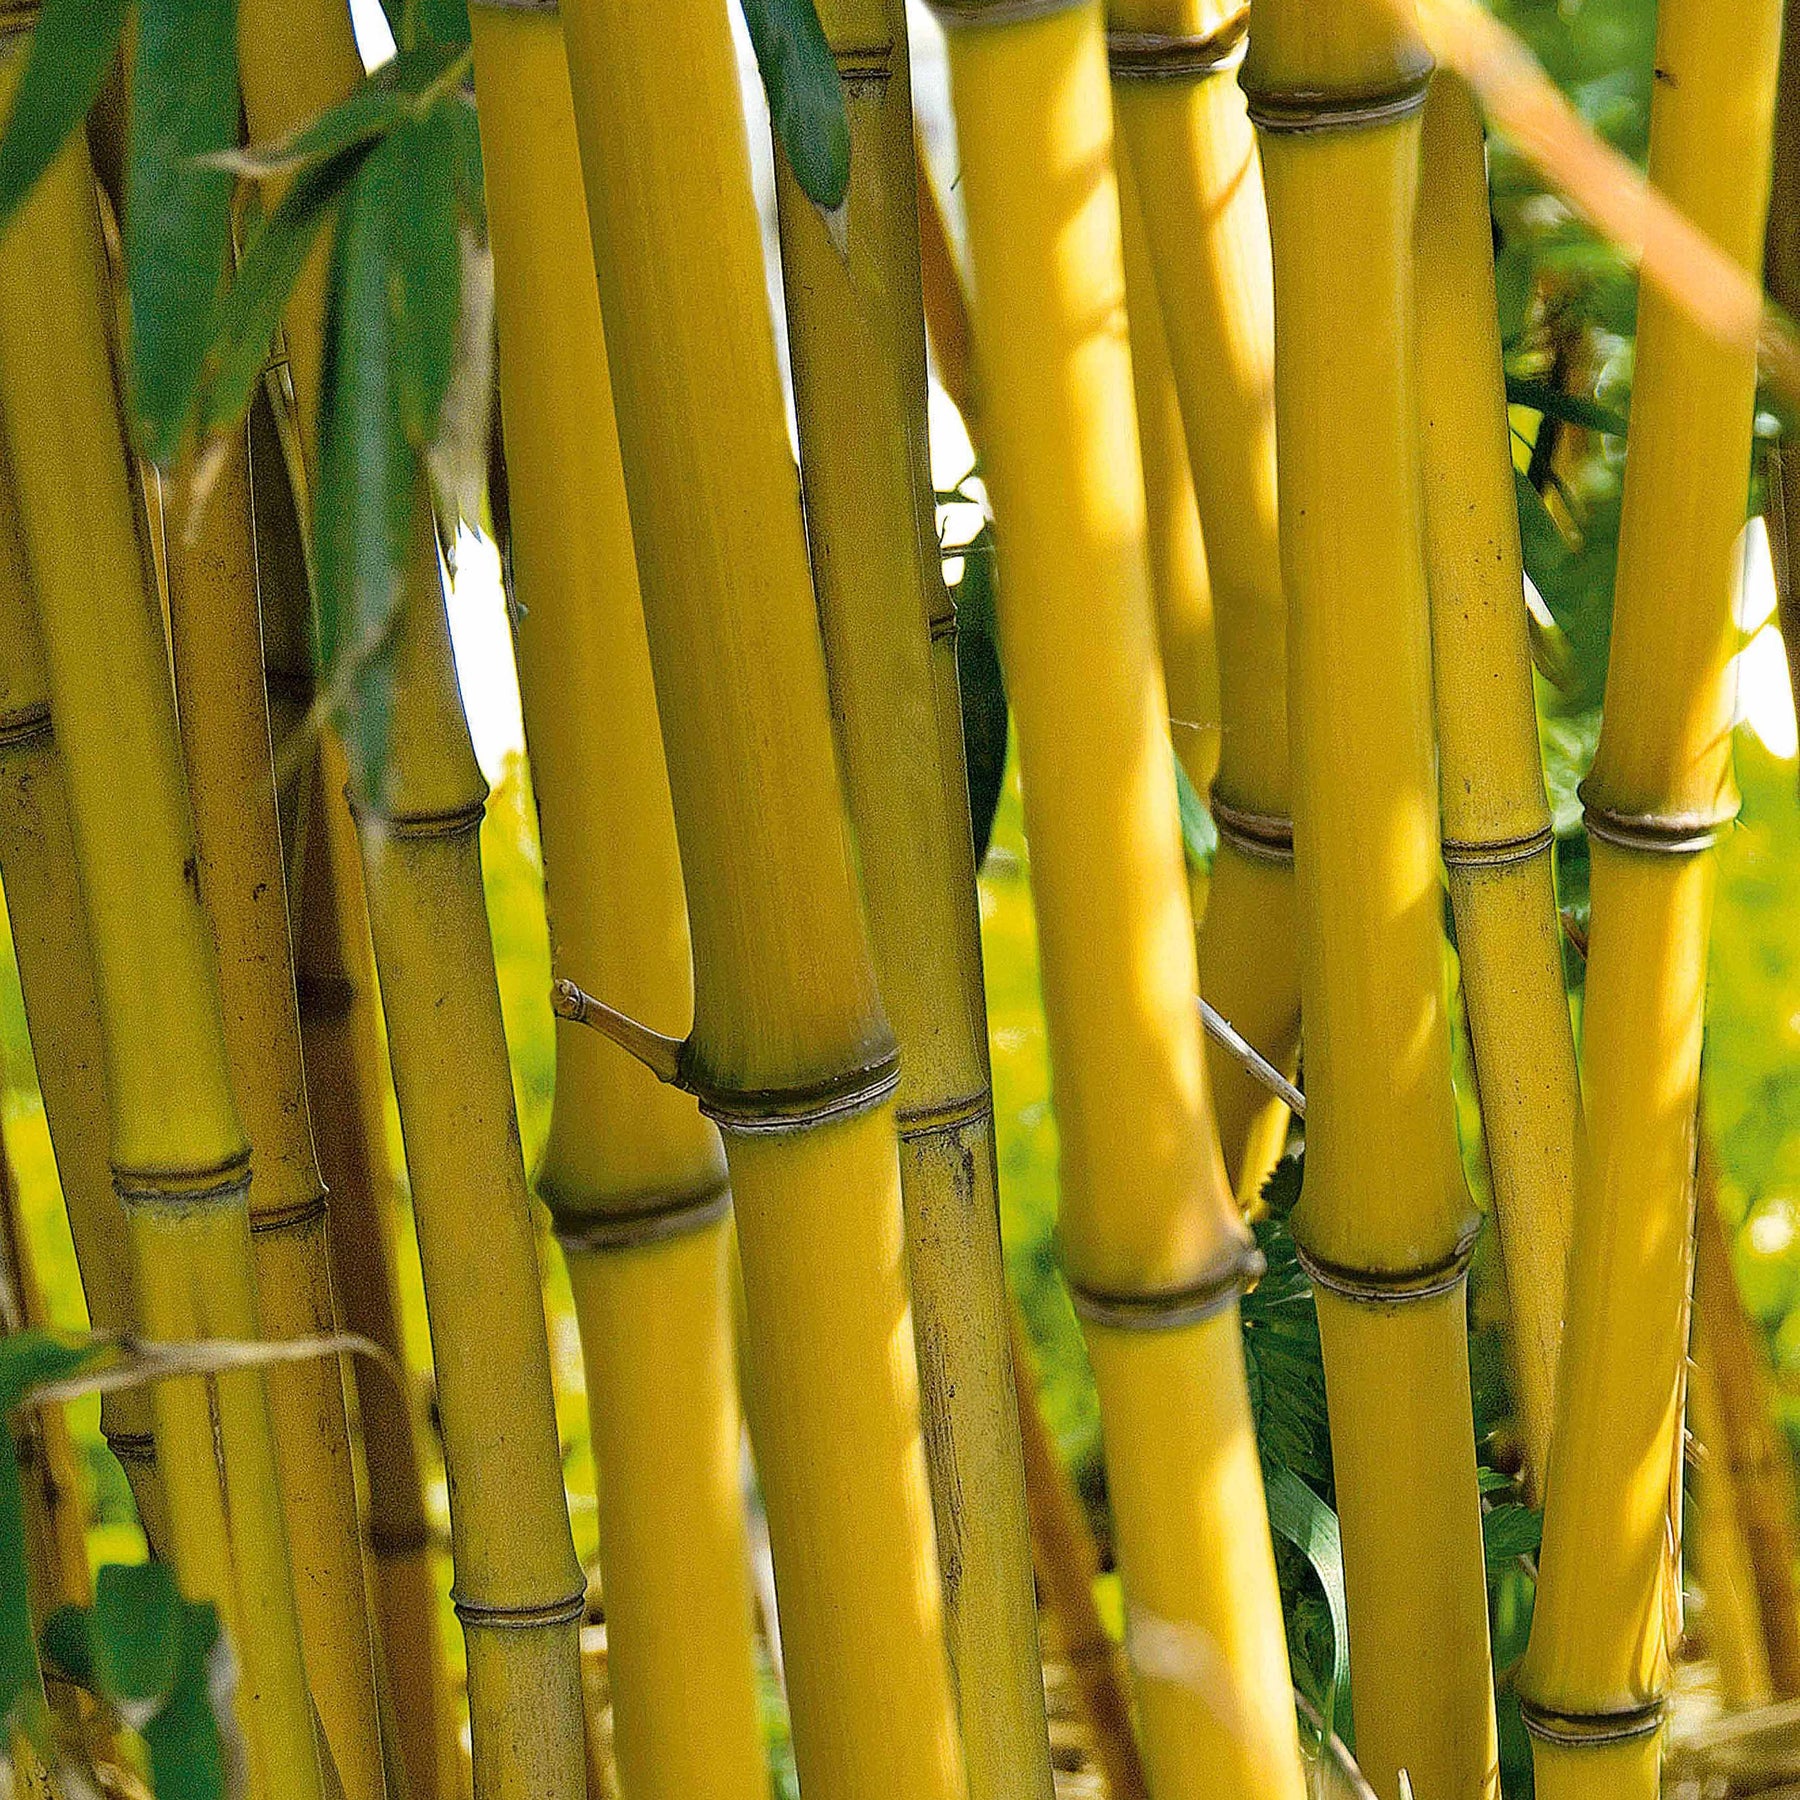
[1413,71,1578,1502]
[1105,0,1301,1202]
[1242,4,1498,1792]
[0,66,324,1800]
[467,11,767,1799]
[1516,0,1783,1781]
[939,6,1304,1794]
[772,6,1055,1795]
[556,0,967,1788]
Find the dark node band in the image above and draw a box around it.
[452,1585,588,1630]
[1241,65,1432,135]
[697,1046,903,1135]
[115,1150,254,1212]
[1516,1696,1665,1748]
[896,1088,994,1140]
[347,794,489,842]
[1580,782,1738,856]
[1441,822,1556,869]
[1210,791,1295,863]
[552,1181,732,1254]
[0,701,50,749]
[1293,1227,1478,1306]
[1108,13,1248,80]
[1069,1238,1264,1333]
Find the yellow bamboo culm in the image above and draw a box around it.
[939,7,1304,1795]
[772,4,1056,1794]
[0,56,324,1800]
[556,0,967,1790]
[1412,71,1578,1500]
[1106,0,1299,1201]
[1515,0,1782,1781]
[0,434,164,1551]
[164,427,388,1800]
[467,11,768,1800]
[1241,8,1498,1796]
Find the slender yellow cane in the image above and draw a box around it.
[556,0,967,1790]
[939,6,1305,1794]
[1516,0,1782,1782]
[0,64,323,1800]
[165,429,388,1800]
[1413,71,1578,1499]
[1241,7,1498,1795]
[772,4,1056,1793]
[1106,0,1299,1201]
[467,12,767,1800]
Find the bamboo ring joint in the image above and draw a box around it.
[896,1088,994,1139]
[1440,822,1555,869]
[451,1585,587,1630]
[0,701,50,749]
[347,794,489,842]
[1108,14,1248,80]
[833,41,894,85]
[114,1150,254,1212]
[1579,783,1737,856]
[926,0,1092,30]
[103,1430,157,1466]
[1210,791,1295,863]
[1241,65,1433,135]
[1293,1227,1478,1307]
[249,1192,331,1236]
[696,1050,902,1135]
[1068,1238,1265,1333]
[552,1181,732,1254]
[1515,1696,1665,1748]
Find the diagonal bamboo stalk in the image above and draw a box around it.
[1516,0,1784,1783]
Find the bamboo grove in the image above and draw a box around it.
[0,0,1793,1794]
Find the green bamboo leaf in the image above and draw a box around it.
[1504,373,1628,441]
[199,143,370,439]
[127,0,240,464]
[951,538,1008,865]
[0,0,130,232]
[1481,1500,1543,1576]
[388,107,463,446]
[138,1611,229,1800]
[1174,756,1216,874]
[316,127,418,800]
[91,1564,183,1716]
[737,0,849,212]
[1265,1466,1349,1735]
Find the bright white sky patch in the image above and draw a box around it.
[1734,518,1799,760]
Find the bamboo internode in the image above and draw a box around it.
[557,0,967,1789]
[1243,4,1497,1793]
[1105,0,1299,1202]
[0,62,325,1800]
[940,4,1304,1793]
[773,0,1056,1789]
[468,9,768,1798]
[1517,0,1782,1778]
[1413,71,1578,1499]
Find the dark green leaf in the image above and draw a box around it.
[1174,756,1216,874]
[0,0,130,232]
[417,0,471,48]
[138,1605,228,1800]
[388,107,463,445]
[199,143,372,438]
[127,0,240,463]
[951,539,1007,866]
[1504,374,1629,440]
[1482,1501,1543,1576]
[737,0,849,212]
[91,1564,183,1711]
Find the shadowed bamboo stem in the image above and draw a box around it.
[164,424,388,1800]
[0,437,163,1551]
[0,63,324,1800]
[1413,71,1578,1501]
[1515,0,1782,1781]
[1105,0,1300,1202]
[1242,5,1498,1794]
[938,5,1305,1794]
[557,0,968,1789]
[772,5,1055,1795]
[467,10,767,1799]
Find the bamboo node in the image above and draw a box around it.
[551,1180,732,1254]
[1068,1239,1264,1333]
[895,1088,994,1139]
[1440,822,1555,868]
[1240,65,1433,135]
[926,0,1091,30]
[1515,1696,1665,1747]
[1291,1228,1479,1306]
[102,1430,157,1466]
[1209,790,1295,863]
[1108,14,1248,81]
[113,1150,253,1212]
[549,978,687,1086]
[0,699,51,749]
[694,1045,903,1136]
[1579,784,1737,856]
[348,794,488,842]
[248,1193,330,1236]
[832,41,894,85]
[450,1585,588,1630]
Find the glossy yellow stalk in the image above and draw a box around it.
[557,1,966,1791]
[1517,0,1781,1780]
[234,15,474,1798]
[1242,8,1497,1794]
[468,12,766,1799]
[941,8,1302,1794]
[0,443,163,1550]
[165,432,387,1800]
[1413,72,1577,1499]
[771,10,1055,1798]
[0,71,323,1800]
[1106,0,1298,1200]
